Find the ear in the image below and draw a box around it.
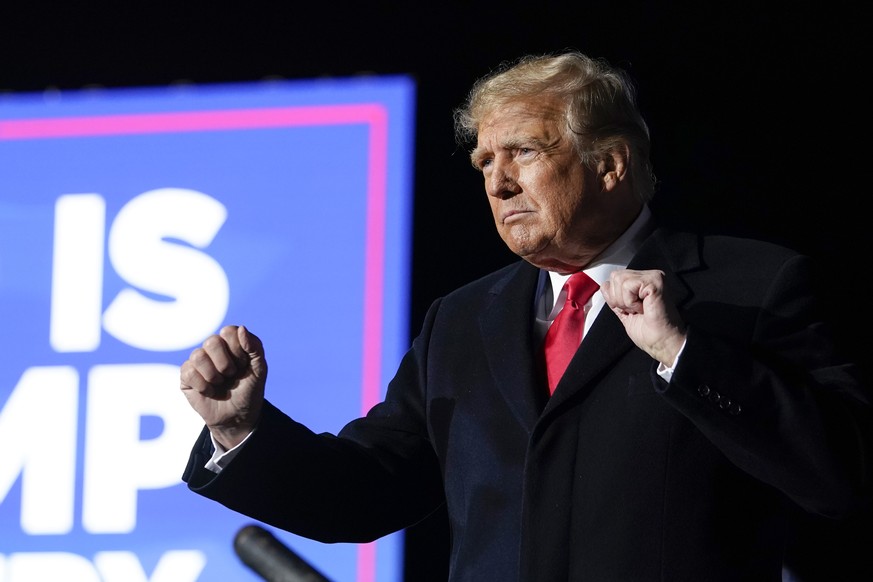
[596,144,630,193]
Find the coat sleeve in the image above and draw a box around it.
[659,253,873,518]
[182,300,447,544]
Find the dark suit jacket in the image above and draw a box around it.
[184,227,873,581]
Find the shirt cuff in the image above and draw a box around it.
[655,339,687,383]
[204,429,256,474]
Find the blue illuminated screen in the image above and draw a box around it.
[0,75,416,582]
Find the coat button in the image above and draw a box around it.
[697,385,710,397]
[728,402,742,415]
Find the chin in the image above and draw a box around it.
[504,233,546,257]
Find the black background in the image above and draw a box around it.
[2,1,869,580]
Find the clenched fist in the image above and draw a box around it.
[601,269,687,367]
[180,325,268,449]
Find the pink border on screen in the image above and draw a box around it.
[0,104,390,582]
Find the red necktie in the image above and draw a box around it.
[543,271,600,394]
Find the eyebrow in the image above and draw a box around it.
[470,134,552,167]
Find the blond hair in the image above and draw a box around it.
[454,51,657,202]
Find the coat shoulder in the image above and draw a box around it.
[442,260,535,301]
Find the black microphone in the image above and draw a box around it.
[233,524,333,582]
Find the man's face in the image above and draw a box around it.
[472,98,612,273]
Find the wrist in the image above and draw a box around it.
[209,424,255,450]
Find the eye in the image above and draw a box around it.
[475,157,493,172]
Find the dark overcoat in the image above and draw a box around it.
[184,227,873,581]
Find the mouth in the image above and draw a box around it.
[501,209,533,225]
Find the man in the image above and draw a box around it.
[180,51,872,580]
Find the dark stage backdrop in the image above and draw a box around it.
[1,2,869,581]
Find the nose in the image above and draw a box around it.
[486,159,521,199]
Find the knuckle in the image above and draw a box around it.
[189,347,210,364]
[220,325,238,340]
[202,335,225,351]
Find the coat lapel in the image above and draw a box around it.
[478,261,545,432]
